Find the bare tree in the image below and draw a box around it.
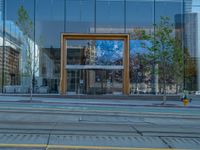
[16,6,37,101]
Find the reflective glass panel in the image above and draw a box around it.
[184,0,200,91]
[66,39,124,95]
[96,0,124,33]
[0,0,3,92]
[154,0,184,94]
[66,0,95,33]
[126,0,154,94]
[4,0,34,93]
[67,69,122,95]
[67,40,123,66]
[35,0,64,93]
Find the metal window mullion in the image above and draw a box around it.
[2,0,6,93]
[182,0,186,90]
[64,0,66,32]
[94,0,96,33]
[124,0,126,33]
[33,0,36,93]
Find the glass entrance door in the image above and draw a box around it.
[67,69,122,95]
[66,39,124,95]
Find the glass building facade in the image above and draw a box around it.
[0,0,199,95]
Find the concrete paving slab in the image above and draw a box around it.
[134,124,200,134]
[81,115,146,124]
[53,123,136,133]
[0,112,81,123]
[144,117,200,126]
[0,122,56,130]
[143,132,200,138]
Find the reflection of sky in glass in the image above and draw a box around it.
[95,40,152,64]
[95,40,152,61]
[192,0,200,12]
[130,40,152,55]
[4,0,183,47]
[96,40,123,58]
[95,40,123,65]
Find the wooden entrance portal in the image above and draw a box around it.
[60,34,130,95]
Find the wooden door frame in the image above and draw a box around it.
[60,33,130,95]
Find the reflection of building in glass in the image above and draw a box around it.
[66,40,123,95]
[0,20,41,93]
[38,47,60,93]
[0,21,21,90]
[184,13,200,57]
[2,46,20,86]
[180,0,200,91]
[185,0,193,13]
[174,0,200,92]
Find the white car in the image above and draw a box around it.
[195,91,200,95]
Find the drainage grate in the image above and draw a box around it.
[0,133,199,149]
[161,137,200,149]
[48,135,167,148]
[0,133,48,144]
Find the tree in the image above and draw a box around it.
[130,28,150,94]
[184,48,197,91]
[152,16,174,104]
[172,38,184,93]
[131,17,184,104]
[16,6,35,100]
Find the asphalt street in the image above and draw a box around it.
[0,95,199,149]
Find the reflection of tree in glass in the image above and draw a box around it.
[114,70,122,82]
[130,28,151,94]
[148,16,183,103]
[131,17,184,103]
[184,48,197,91]
[95,40,123,65]
[83,41,96,65]
[16,6,38,100]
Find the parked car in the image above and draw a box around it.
[195,91,200,95]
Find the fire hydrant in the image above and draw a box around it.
[183,97,189,106]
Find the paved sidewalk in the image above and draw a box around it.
[0,95,200,117]
[0,95,199,108]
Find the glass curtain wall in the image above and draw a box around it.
[184,0,200,92]
[155,0,183,94]
[0,0,189,95]
[4,0,34,93]
[66,0,95,33]
[96,0,125,33]
[0,0,3,92]
[35,0,64,93]
[126,0,154,94]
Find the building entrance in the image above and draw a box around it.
[60,34,130,95]
[67,68,123,95]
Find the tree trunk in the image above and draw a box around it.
[30,72,33,101]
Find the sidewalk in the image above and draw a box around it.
[0,95,200,119]
[0,95,199,108]
[0,93,180,100]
